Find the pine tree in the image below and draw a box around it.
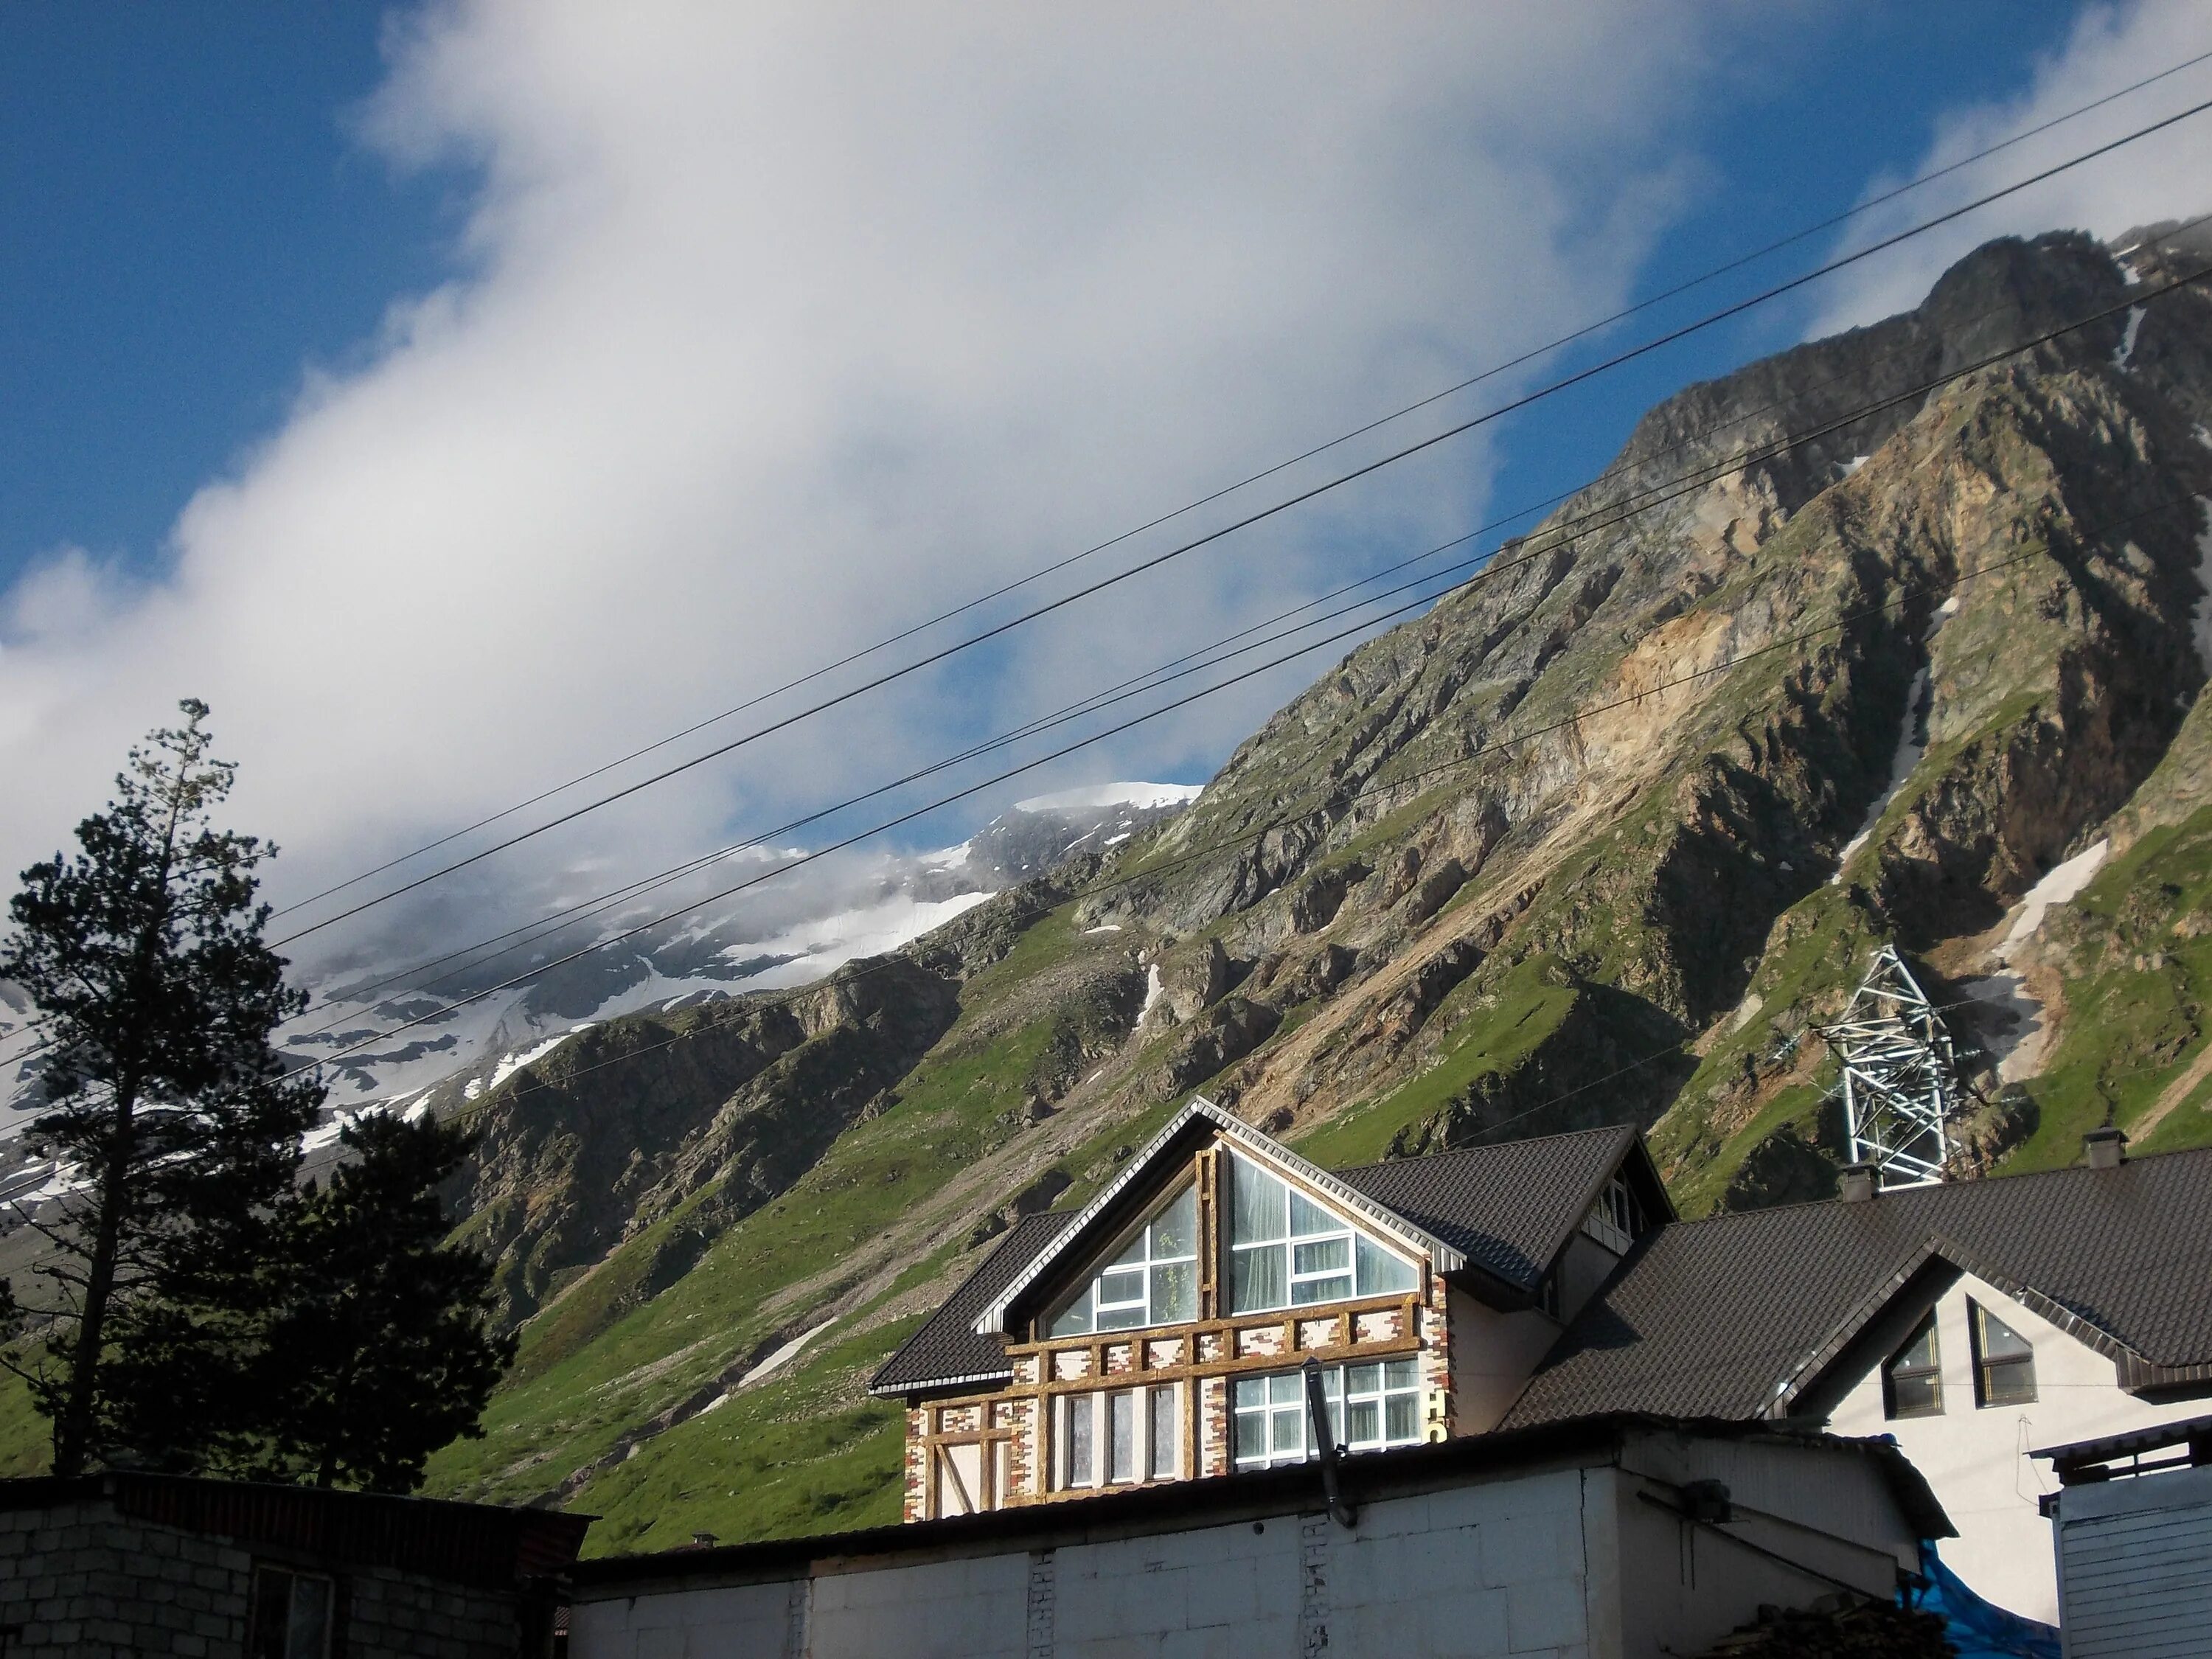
[0,700,322,1476]
[240,1112,513,1492]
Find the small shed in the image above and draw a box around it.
[0,1472,592,1658]
[2037,1416,2212,1659]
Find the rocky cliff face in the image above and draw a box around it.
[207,225,2212,1551]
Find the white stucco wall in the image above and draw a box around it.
[1447,1284,1565,1433]
[570,1434,1921,1659]
[1825,1270,2211,1624]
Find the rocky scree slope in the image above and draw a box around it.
[5,228,2190,1543]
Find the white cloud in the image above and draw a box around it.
[0,1,1753,970]
[1810,0,2212,334]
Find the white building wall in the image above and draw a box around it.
[569,1435,1921,1659]
[1448,1285,1565,1433]
[1825,1270,2210,1624]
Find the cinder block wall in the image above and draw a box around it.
[0,1493,526,1659]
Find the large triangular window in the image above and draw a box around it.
[1047,1182,1198,1337]
[1228,1155,1416,1314]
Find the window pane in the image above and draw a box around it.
[1978,1307,2033,1361]
[1234,1377,1265,1411]
[1897,1321,1938,1371]
[1151,1260,1196,1324]
[1234,1409,1264,1463]
[1890,1372,1940,1416]
[1384,1359,1418,1391]
[1385,1394,1418,1444]
[250,1571,295,1659]
[1345,1363,1381,1395]
[1096,1304,1142,1332]
[1270,1408,1304,1455]
[1356,1237,1417,1295]
[1983,1357,2037,1405]
[1231,1243,1287,1313]
[1288,1191,1334,1239]
[1348,1400,1379,1444]
[1293,1237,1350,1276]
[1068,1397,1095,1485]
[1048,1288,1093,1338]
[1098,1269,1145,1306]
[1150,1186,1196,1259]
[1109,1392,1136,1482]
[1150,1388,1178,1479]
[287,1576,333,1659]
[1232,1160,1288,1244]
[1291,1274,1352,1306]
[1268,1372,1304,1406]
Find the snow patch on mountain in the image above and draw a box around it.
[1015,781,1203,813]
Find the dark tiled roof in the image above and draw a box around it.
[1504,1147,2212,1428]
[872,1211,1078,1393]
[1332,1123,1649,1291]
[872,1123,1648,1395]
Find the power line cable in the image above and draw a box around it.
[263,94,2212,947]
[276,264,2209,1083]
[268,42,2212,923]
[405,498,2196,1107]
[8,244,2202,1086]
[271,230,2209,1040]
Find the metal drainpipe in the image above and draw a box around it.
[1302,1356,1357,1529]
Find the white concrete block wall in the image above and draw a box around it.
[569,1434,1929,1659]
[809,1554,1029,1659]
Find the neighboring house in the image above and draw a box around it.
[1507,1128,2212,1624]
[2034,1414,2212,1655]
[0,1472,591,1659]
[874,1101,2212,1624]
[871,1099,1669,1518]
[569,1413,1947,1659]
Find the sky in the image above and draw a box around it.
[2,0,2209,979]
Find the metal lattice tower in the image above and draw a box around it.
[1816,945,1961,1190]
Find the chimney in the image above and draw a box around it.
[1838,1162,1879,1203]
[2084,1127,2128,1170]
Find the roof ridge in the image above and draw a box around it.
[1666,1140,2212,1233]
[1326,1121,1632,1180]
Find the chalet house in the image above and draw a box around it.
[872,1100,2212,1624]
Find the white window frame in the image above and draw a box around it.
[1229,1360,1423,1471]
[1227,1155,1418,1315]
[1581,1174,1641,1253]
[1056,1385,1181,1489]
[1048,1183,1199,1337]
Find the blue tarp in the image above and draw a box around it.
[1905,1543,2061,1659]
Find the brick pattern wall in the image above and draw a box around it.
[0,1495,527,1658]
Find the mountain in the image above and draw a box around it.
[7,226,2212,1535]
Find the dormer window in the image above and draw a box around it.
[1048,1184,1198,1337]
[1582,1175,1642,1253]
[1228,1156,1417,1314]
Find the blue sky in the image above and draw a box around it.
[1,1,2205,962]
[0,1,2093,591]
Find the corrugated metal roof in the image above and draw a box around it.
[1505,1146,2212,1429]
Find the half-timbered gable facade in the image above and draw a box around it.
[871,1099,1667,1521]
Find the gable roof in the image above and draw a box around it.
[1503,1144,2212,1429]
[870,1211,1079,1394]
[1332,1123,1669,1293]
[967,1098,1472,1339]
[872,1106,1650,1397]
